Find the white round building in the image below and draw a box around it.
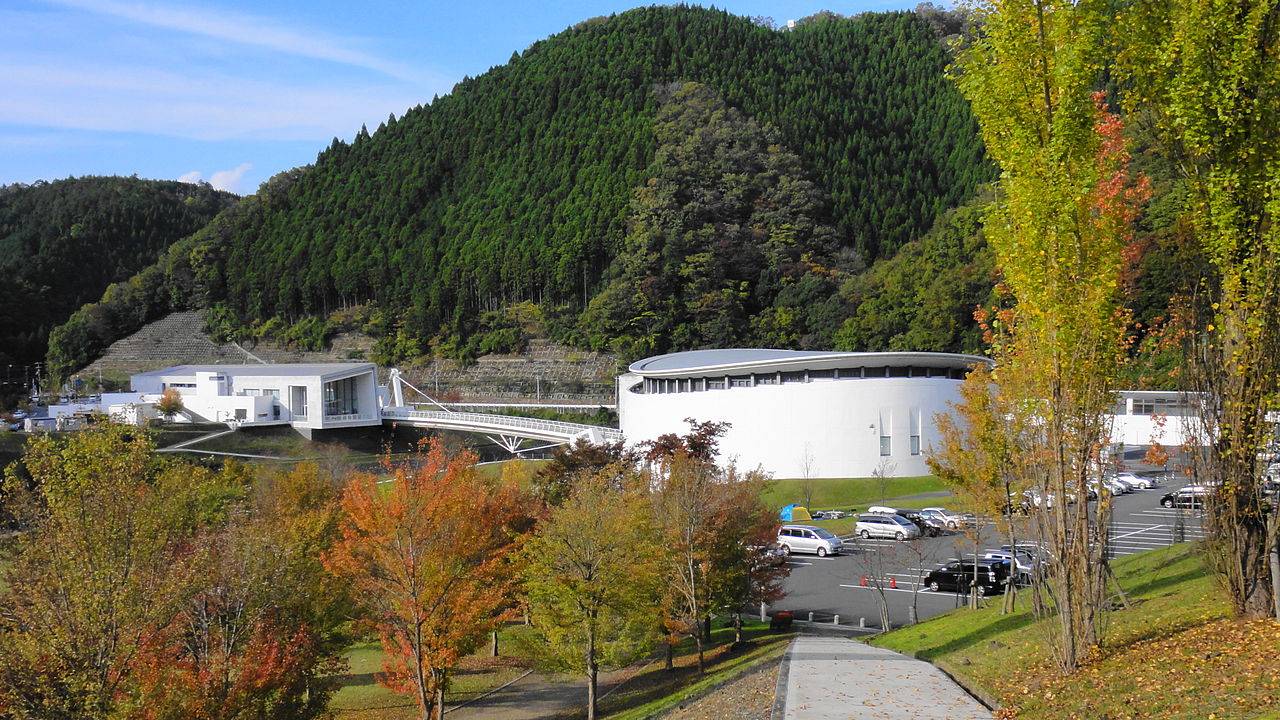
[617,349,991,479]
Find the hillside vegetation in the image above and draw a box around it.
[0,176,235,367]
[47,7,991,378]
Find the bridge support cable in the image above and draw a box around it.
[387,368,454,413]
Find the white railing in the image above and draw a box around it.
[380,407,623,443]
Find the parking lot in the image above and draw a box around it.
[768,485,1209,631]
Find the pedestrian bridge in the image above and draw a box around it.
[380,369,622,453]
[380,406,622,452]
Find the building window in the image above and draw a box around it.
[165,382,196,389]
[880,436,892,456]
[1133,399,1156,415]
[755,374,776,385]
[324,377,359,416]
[730,376,752,388]
[910,435,921,456]
[781,371,805,383]
[289,386,308,420]
[707,379,726,390]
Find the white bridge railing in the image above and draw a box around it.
[380,407,624,446]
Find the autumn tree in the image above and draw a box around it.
[0,425,244,717]
[324,440,534,720]
[642,420,779,673]
[156,387,185,420]
[1120,0,1280,620]
[128,462,350,720]
[529,438,637,507]
[951,0,1151,672]
[520,468,661,720]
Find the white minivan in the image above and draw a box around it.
[855,513,921,541]
[777,525,845,557]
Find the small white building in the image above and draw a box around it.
[1109,390,1202,448]
[129,363,383,433]
[618,349,991,479]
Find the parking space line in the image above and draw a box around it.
[838,584,923,594]
[1112,524,1164,540]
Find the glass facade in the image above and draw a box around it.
[323,376,359,416]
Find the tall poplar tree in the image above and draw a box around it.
[1121,0,1280,620]
[949,0,1150,672]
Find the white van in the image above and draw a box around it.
[777,525,845,557]
[855,513,921,541]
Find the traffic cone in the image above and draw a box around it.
[890,577,898,589]
[860,575,867,586]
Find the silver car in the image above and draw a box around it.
[777,524,845,557]
[855,513,921,541]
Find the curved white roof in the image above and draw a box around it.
[627,349,991,378]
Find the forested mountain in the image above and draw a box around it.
[0,176,235,367]
[48,6,992,378]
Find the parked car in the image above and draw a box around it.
[777,524,845,557]
[866,505,900,515]
[919,507,976,529]
[981,549,1042,585]
[1115,472,1157,489]
[900,510,945,537]
[1161,486,1211,508]
[1099,477,1131,495]
[923,559,1013,595]
[855,513,921,541]
[819,509,847,520]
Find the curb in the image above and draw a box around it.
[770,638,796,719]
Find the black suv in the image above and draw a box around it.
[923,559,1012,595]
[900,510,944,537]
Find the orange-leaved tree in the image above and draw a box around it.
[324,440,534,720]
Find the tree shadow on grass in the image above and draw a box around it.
[912,609,1036,661]
[1120,566,1206,600]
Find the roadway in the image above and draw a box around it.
[769,484,1209,630]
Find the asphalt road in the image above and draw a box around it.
[767,484,1209,631]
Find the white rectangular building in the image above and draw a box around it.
[128,363,383,432]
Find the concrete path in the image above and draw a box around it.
[776,635,992,720]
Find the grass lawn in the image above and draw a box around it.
[874,542,1280,719]
[762,474,948,513]
[597,620,793,720]
[329,633,532,719]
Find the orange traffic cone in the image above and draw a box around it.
[860,575,867,586]
[890,577,898,589]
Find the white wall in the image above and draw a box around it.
[618,373,965,479]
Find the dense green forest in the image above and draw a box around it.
[47,6,992,378]
[0,176,235,368]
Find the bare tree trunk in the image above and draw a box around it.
[664,638,674,671]
[733,612,743,645]
[693,627,705,674]
[586,627,598,720]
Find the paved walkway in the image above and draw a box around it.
[776,635,992,719]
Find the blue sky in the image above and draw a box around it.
[3,0,916,194]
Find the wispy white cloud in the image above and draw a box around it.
[0,58,426,141]
[42,0,427,83]
[176,170,203,184]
